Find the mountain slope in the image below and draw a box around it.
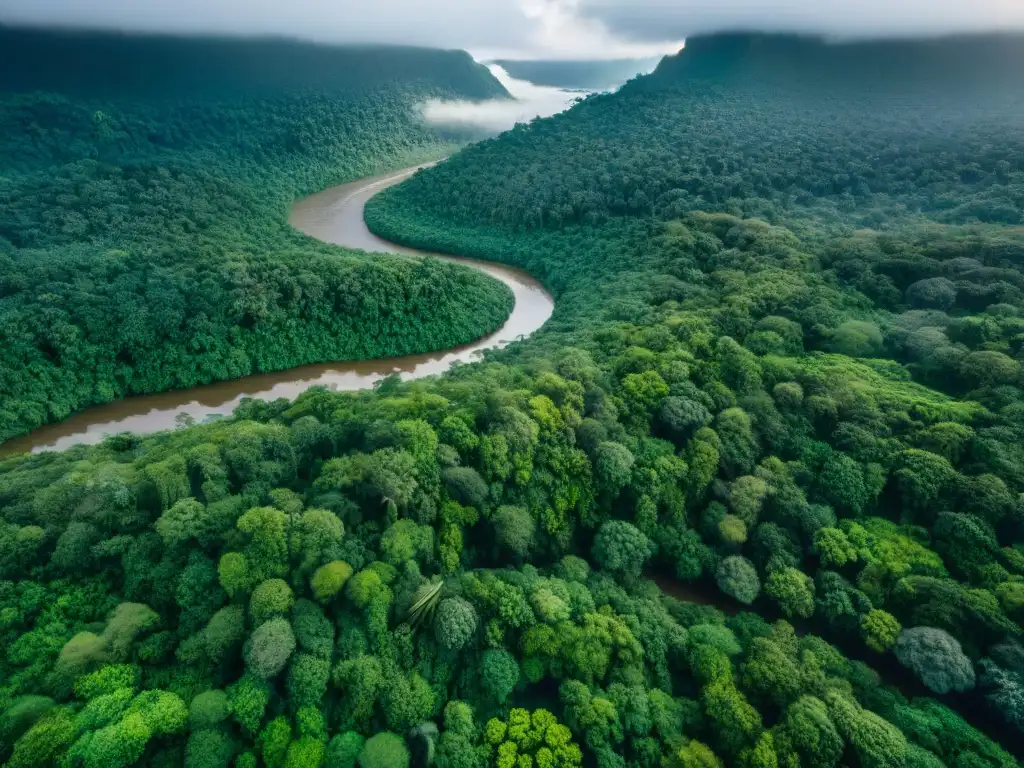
[364,32,1024,754]
[372,33,1024,235]
[0,26,508,99]
[644,32,1024,93]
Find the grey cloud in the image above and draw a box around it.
[2,0,1022,61]
[421,64,583,132]
[577,0,1024,42]
[0,0,685,60]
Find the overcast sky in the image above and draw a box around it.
[1,0,1023,60]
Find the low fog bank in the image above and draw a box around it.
[420,64,584,133]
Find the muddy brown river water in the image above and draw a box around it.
[0,165,553,456]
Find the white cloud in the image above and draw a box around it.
[420,64,583,132]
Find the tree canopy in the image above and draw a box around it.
[1,28,1024,767]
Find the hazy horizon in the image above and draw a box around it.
[421,64,590,133]
[2,0,1023,61]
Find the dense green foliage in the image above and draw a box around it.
[0,28,514,443]
[3,29,1024,766]
[0,399,1016,767]
[410,35,1024,234]
[365,31,1024,754]
[0,27,507,100]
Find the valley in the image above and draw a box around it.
[0,166,552,456]
[1,25,1023,768]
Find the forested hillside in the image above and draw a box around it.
[2,30,1024,768]
[0,28,514,443]
[0,27,507,99]
[399,35,1024,235]
[365,32,1024,760]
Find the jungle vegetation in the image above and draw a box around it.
[0,28,514,443]
[1,30,1024,768]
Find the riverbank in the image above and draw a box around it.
[0,165,554,457]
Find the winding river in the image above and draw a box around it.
[2,165,1018,760]
[0,165,554,457]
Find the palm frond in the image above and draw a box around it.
[405,580,444,630]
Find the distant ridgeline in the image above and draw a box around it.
[642,33,1024,94]
[0,27,513,443]
[0,26,508,99]
[493,57,664,90]
[377,33,1024,236]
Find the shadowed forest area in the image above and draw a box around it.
[2,29,1024,768]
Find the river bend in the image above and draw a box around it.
[0,165,553,456]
